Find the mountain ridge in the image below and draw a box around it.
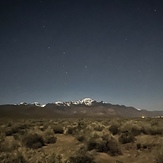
[0,98,163,118]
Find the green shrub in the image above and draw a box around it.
[119,131,135,144]
[22,133,44,149]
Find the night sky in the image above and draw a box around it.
[0,0,163,110]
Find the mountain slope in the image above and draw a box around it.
[0,98,163,118]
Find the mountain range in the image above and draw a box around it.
[0,98,163,118]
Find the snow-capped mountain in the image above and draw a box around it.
[54,98,96,106]
[19,102,45,107]
[20,102,28,105]
[1,98,163,118]
[19,98,97,107]
[81,98,95,106]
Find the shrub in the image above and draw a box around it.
[93,124,105,132]
[67,147,95,163]
[0,152,27,163]
[109,124,119,135]
[0,133,5,142]
[87,137,122,156]
[149,126,162,135]
[44,135,57,144]
[136,143,141,150]
[22,133,44,149]
[13,133,22,141]
[120,120,142,136]
[41,154,62,163]
[154,146,163,163]
[40,123,49,131]
[52,125,64,134]
[5,124,28,136]
[68,155,95,163]
[130,127,142,136]
[119,131,135,144]
[43,126,57,144]
[115,161,123,163]
[150,119,159,126]
[5,128,13,136]
[106,139,122,156]
[76,119,87,131]
[76,134,85,142]
[90,131,103,139]
[64,125,78,135]
[87,138,102,151]
[0,139,20,152]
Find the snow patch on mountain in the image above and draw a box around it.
[33,102,40,106]
[81,98,95,106]
[19,102,45,107]
[19,98,96,107]
[54,98,95,106]
[20,102,27,105]
[136,108,142,111]
[55,101,63,105]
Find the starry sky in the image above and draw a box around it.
[0,0,163,110]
